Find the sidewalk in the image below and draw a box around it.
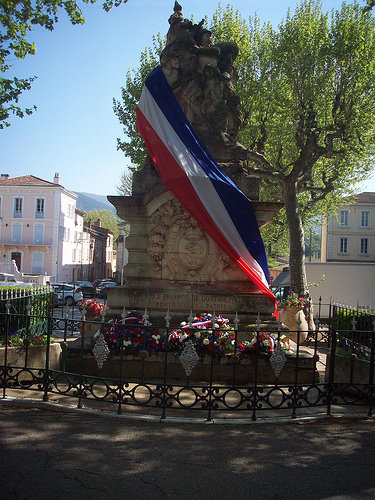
[0,402,374,499]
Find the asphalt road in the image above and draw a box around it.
[0,405,374,500]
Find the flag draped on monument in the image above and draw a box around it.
[136,66,276,307]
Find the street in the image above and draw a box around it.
[0,404,374,499]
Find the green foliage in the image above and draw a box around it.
[84,208,120,245]
[0,288,51,333]
[0,0,128,128]
[113,36,163,171]
[116,169,133,195]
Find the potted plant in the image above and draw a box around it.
[277,291,309,344]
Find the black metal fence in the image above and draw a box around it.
[1,300,375,421]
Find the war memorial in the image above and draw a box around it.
[108,2,282,328]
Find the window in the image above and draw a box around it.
[339,237,348,254]
[34,224,44,244]
[339,210,349,227]
[12,223,22,244]
[360,210,370,228]
[360,238,369,255]
[14,198,23,218]
[35,198,45,219]
[32,252,43,274]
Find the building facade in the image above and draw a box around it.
[321,192,375,263]
[0,173,114,283]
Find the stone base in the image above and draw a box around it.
[64,347,318,385]
[107,284,276,327]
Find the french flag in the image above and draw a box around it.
[136,66,276,307]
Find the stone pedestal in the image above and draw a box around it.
[108,164,281,326]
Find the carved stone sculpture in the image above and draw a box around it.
[160,1,246,161]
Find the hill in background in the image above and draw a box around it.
[75,192,116,214]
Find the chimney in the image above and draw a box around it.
[0,174,9,181]
[54,172,60,184]
[96,219,101,227]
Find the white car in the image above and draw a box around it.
[51,283,83,307]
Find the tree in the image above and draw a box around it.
[114,1,375,301]
[210,1,375,297]
[116,169,132,195]
[113,35,164,171]
[0,0,128,129]
[84,208,120,247]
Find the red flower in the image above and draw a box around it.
[151,340,157,348]
[133,338,139,344]
[220,340,226,347]
[238,343,244,351]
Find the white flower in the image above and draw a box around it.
[180,321,187,327]
[123,340,132,346]
[195,332,201,338]
[214,323,219,329]
[203,338,209,345]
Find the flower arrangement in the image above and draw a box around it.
[99,311,236,357]
[0,331,53,347]
[79,299,107,318]
[167,313,235,357]
[237,332,293,355]
[102,310,163,354]
[277,291,309,310]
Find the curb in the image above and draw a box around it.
[1,396,372,425]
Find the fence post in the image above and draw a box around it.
[2,300,11,399]
[161,309,171,420]
[368,318,375,417]
[42,301,53,402]
[326,306,337,416]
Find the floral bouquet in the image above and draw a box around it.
[79,299,107,318]
[277,291,309,310]
[168,313,235,357]
[237,332,293,355]
[102,310,163,353]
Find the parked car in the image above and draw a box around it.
[96,281,117,298]
[93,278,117,290]
[51,283,83,307]
[75,281,96,298]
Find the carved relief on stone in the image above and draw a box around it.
[148,198,222,284]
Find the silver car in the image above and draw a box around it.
[52,283,83,307]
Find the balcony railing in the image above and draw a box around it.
[13,211,23,218]
[1,236,53,245]
[35,211,45,219]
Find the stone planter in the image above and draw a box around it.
[280,306,308,345]
[0,343,62,370]
[325,353,374,385]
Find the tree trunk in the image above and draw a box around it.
[281,179,308,296]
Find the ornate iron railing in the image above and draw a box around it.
[1,304,375,421]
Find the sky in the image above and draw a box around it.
[1,0,373,197]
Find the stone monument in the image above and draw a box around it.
[108,2,281,325]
